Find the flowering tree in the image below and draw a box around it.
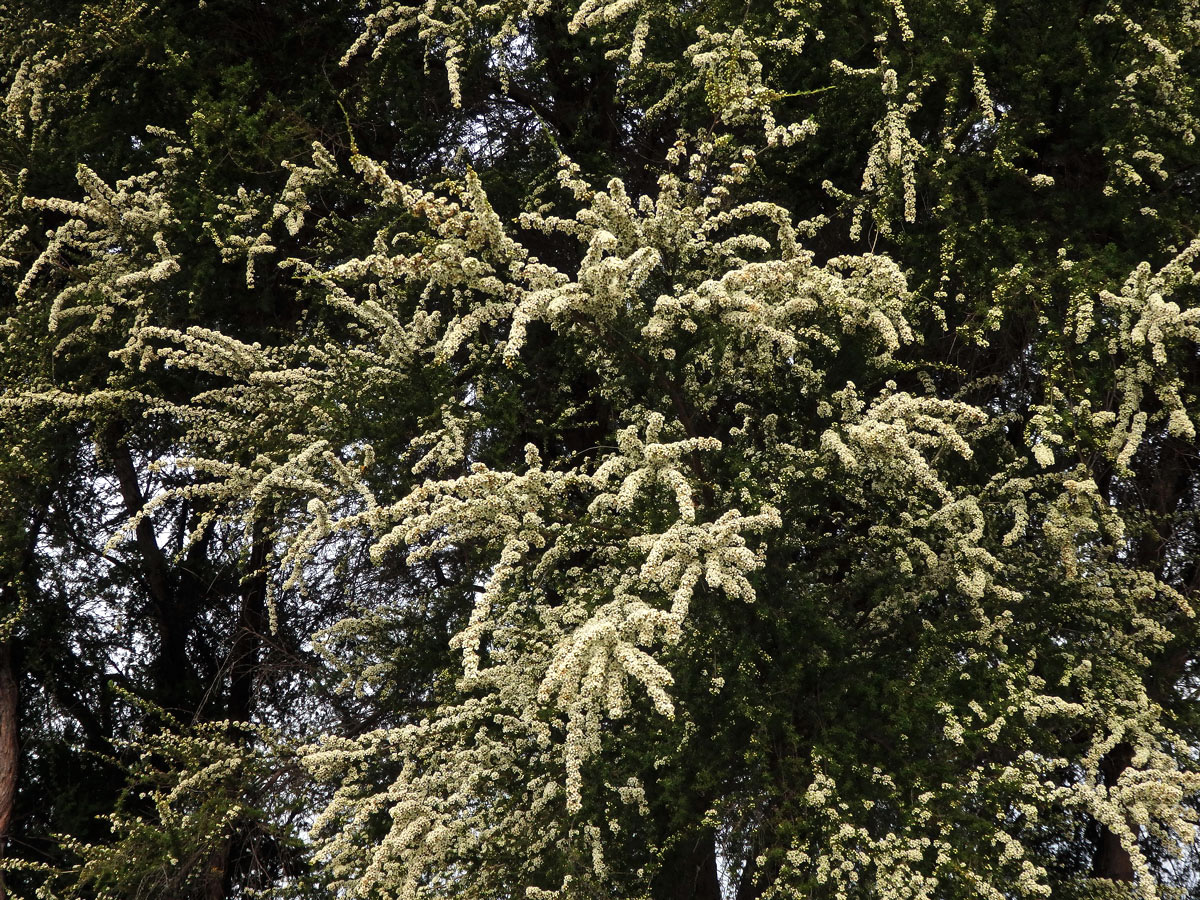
[2,1,1200,898]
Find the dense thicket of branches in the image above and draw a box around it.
[1,1,1199,898]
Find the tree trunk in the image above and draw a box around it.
[735,848,761,900]
[102,425,195,712]
[205,520,270,900]
[657,831,723,900]
[203,839,231,900]
[1088,442,1193,884]
[0,641,17,900]
[1092,742,1135,882]
[227,521,269,724]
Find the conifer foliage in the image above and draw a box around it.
[2,1,1200,898]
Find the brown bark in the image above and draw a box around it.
[0,642,16,900]
[1092,742,1135,881]
[0,505,43,900]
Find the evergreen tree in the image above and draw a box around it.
[2,1,1199,899]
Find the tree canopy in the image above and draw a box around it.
[1,1,1199,898]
